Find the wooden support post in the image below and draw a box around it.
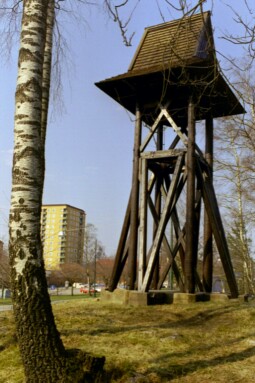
[152,126,163,289]
[196,159,239,298]
[138,158,148,290]
[129,105,142,290]
[141,154,185,292]
[164,171,187,272]
[156,229,185,291]
[160,171,186,291]
[147,193,185,291]
[108,194,131,291]
[203,117,213,292]
[185,98,197,293]
[194,186,203,291]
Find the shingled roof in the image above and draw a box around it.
[128,11,214,74]
[95,12,244,126]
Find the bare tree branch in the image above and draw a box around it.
[104,0,140,46]
[220,1,255,63]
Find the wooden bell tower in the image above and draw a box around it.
[96,12,244,298]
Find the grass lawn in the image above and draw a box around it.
[0,298,12,305]
[0,293,98,305]
[1,297,255,382]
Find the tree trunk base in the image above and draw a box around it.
[66,349,106,382]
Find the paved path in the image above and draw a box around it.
[0,305,13,312]
[0,298,80,312]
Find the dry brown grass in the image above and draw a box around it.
[1,298,255,382]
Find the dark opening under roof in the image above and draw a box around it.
[95,11,245,127]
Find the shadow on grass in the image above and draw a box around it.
[59,303,255,381]
[62,303,254,338]
[93,343,255,382]
[146,345,255,381]
[0,335,17,352]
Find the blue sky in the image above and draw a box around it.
[0,1,248,255]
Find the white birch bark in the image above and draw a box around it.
[42,0,54,147]
[8,1,104,380]
[8,1,67,380]
[10,0,48,278]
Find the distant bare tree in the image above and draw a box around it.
[96,256,114,286]
[0,244,10,297]
[60,263,86,294]
[221,0,255,65]
[84,223,105,290]
[214,60,255,294]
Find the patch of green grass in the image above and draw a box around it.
[0,298,12,305]
[1,299,255,382]
[50,293,99,301]
[0,293,99,305]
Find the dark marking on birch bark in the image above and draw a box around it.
[13,211,21,222]
[18,248,26,260]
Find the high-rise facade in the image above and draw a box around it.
[41,204,86,270]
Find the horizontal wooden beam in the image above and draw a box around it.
[141,149,186,160]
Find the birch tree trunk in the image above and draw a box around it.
[8,1,69,381]
[8,1,106,381]
[9,2,105,380]
[41,0,54,147]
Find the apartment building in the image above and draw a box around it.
[41,204,86,270]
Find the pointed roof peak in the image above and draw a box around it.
[128,11,214,74]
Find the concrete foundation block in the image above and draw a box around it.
[100,289,130,305]
[237,294,255,303]
[209,293,229,302]
[128,291,148,306]
[173,293,197,303]
[101,289,232,305]
[173,292,211,303]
